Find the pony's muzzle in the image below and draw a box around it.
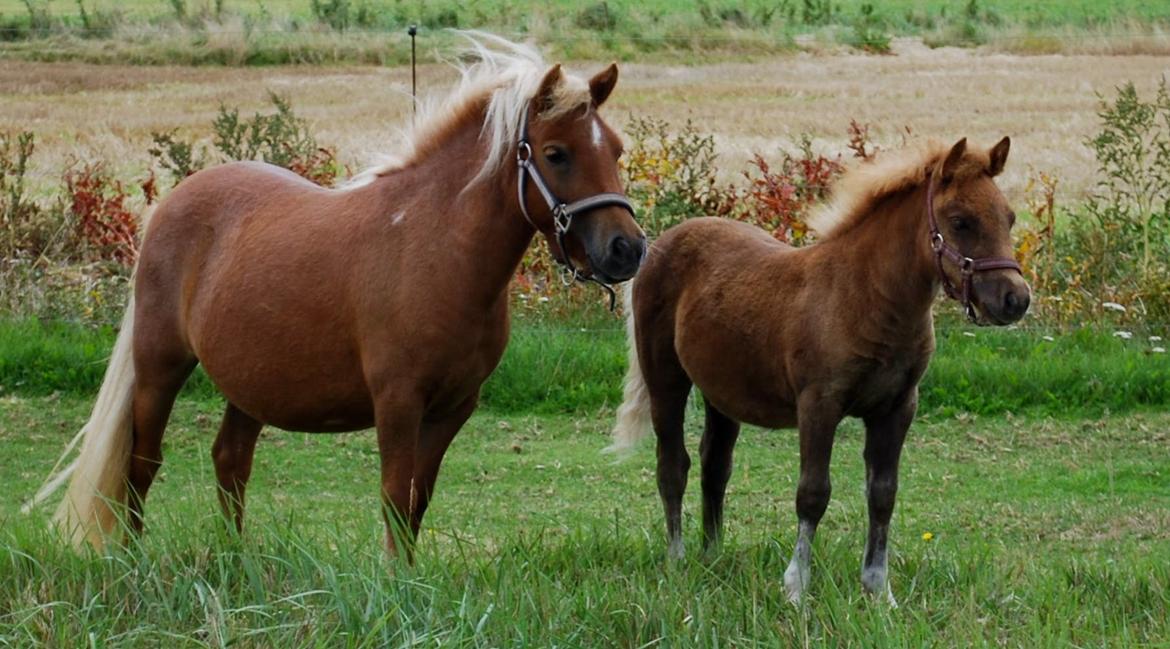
[594,233,645,282]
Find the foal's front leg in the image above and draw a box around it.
[374,394,425,562]
[784,393,842,603]
[860,389,916,607]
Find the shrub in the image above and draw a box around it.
[148,129,206,187]
[64,161,138,268]
[847,3,891,54]
[0,130,40,257]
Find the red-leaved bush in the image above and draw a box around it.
[64,162,138,267]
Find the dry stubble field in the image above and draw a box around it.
[2,42,1169,203]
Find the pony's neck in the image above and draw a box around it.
[837,184,939,328]
[372,104,536,309]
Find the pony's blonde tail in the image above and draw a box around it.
[606,280,653,455]
[21,296,137,549]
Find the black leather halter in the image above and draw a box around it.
[926,173,1022,323]
[515,102,636,309]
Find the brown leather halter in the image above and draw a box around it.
[516,102,636,310]
[926,173,1022,323]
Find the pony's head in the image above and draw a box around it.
[927,137,1030,325]
[513,62,645,283]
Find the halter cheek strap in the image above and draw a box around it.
[515,102,637,310]
[926,173,1022,323]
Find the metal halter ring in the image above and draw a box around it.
[513,100,637,311]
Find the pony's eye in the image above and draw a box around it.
[543,146,568,166]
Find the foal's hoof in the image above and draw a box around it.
[667,538,685,562]
[783,564,808,604]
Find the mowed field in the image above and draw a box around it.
[3,45,1170,202]
[3,48,1170,646]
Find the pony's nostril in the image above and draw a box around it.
[610,236,634,263]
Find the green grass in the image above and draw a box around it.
[2,0,1169,65]
[1,395,1167,646]
[3,317,1169,418]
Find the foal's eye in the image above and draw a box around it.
[952,216,974,233]
[543,146,568,166]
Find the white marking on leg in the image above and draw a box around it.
[668,532,685,561]
[784,520,815,603]
[861,529,898,607]
[390,210,406,225]
[591,117,603,150]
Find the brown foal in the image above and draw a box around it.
[32,36,644,557]
[612,137,1029,605]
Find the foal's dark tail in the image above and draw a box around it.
[606,280,653,455]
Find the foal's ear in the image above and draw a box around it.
[940,137,968,183]
[589,63,619,108]
[988,136,1010,177]
[534,64,564,114]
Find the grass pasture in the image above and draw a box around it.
[2,393,1169,646]
[2,0,1169,66]
[1,317,1169,646]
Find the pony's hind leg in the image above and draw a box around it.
[860,390,916,607]
[211,403,264,533]
[127,353,195,535]
[784,393,842,603]
[699,398,740,554]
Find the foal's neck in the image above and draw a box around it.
[839,185,939,328]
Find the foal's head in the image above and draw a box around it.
[520,64,645,283]
[928,137,1031,325]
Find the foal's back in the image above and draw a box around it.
[632,217,931,429]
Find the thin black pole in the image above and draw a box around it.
[408,25,418,124]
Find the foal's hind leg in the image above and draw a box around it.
[211,403,264,533]
[699,398,740,555]
[784,393,843,603]
[860,389,916,607]
[127,333,195,535]
[649,373,693,561]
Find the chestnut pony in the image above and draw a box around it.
[31,36,644,556]
[611,137,1029,605]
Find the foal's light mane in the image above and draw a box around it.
[346,32,592,190]
[809,140,990,239]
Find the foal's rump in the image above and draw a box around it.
[624,217,806,430]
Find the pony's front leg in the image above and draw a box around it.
[784,393,842,604]
[374,395,424,563]
[860,388,916,608]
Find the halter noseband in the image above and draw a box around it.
[926,172,1022,323]
[516,102,637,310]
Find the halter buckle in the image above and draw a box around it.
[516,141,533,164]
[959,256,975,275]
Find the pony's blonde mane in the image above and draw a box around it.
[346,32,592,189]
[809,140,990,239]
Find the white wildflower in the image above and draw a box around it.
[1102,302,1127,312]
[1114,331,1133,340]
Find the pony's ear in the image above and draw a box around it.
[589,63,619,108]
[939,137,968,183]
[534,64,564,115]
[988,136,1010,177]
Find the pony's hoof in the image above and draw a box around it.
[667,538,685,562]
